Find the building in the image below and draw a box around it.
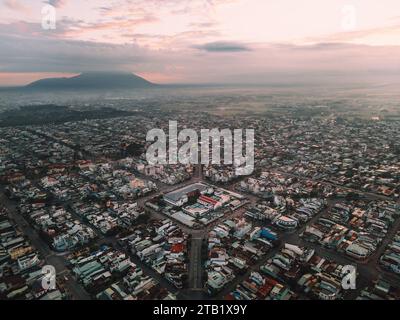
[163,183,209,207]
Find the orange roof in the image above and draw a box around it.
[199,195,218,205]
[171,243,184,253]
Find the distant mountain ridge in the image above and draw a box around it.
[25,71,157,90]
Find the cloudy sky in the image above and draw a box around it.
[0,0,399,85]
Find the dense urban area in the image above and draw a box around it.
[1,91,400,300]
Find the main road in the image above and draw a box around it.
[0,190,91,300]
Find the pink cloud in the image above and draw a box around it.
[48,0,68,8]
[3,0,30,12]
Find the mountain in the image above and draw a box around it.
[25,71,157,90]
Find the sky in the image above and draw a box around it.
[0,0,399,85]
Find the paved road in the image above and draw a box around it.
[216,196,400,299]
[0,191,91,300]
[10,128,400,299]
[97,237,185,298]
[269,168,395,202]
[188,237,203,289]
